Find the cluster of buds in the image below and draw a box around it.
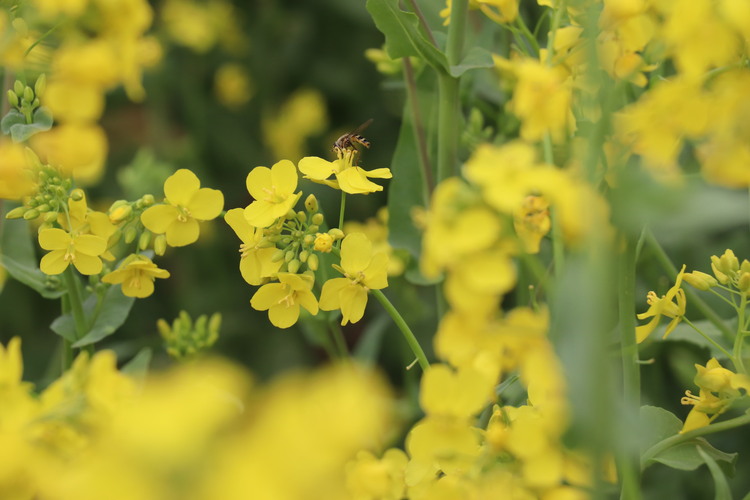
[264,194,341,275]
[5,160,71,223]
[107,195,166,255]
[6,75,46,124]
[157,310,221,360]
[682,249,750,294]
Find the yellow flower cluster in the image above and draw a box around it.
[0,338,394,500]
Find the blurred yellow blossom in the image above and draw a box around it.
[214,63,253,107]
[31,123,109,184]
[0,142,35,200]
[262,88,328,162]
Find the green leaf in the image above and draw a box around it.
[51,289,98,342]
[697,446,733,500]
[1,107,53,142]
[640,405,737,473]
[0,218,64,299]
[72,286,136,347]
[121,347,152,383]
[449,46,495,77]
[366,0,448,72]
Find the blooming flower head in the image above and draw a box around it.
[141,169,224,247]
[319,233,388,325]
[250,272,319,328]
[244,160,301,228]
[635,265,687,343]
[101,254,171,298]
[224,208,282,285]
[298,153,392,195]
[39,227,107,275]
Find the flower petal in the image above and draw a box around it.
[270,159,298,195]
[141,204,179,234]
[336,168,384,194]
[363,252,389,290]
[122,275,155,298]
[269,302,300,329]
[224,208,254,242]
[188,188,224,220]
[73,253,103,275]
[362,167,393,179]
[165,217,200,247]
[298,156,336,180]
[250,283,285,311]
[164,169,200,207]
[240,252,263,286]
[246,166,272,201]
[339,285,367,325]
[297,289,319,315]
[341,233,373,273]
[74,234,107,256]
[319,278,348,311]
[40,250,69,275]
[39,228,71,250]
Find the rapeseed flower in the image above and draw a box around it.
[0,142,35,200]
[635,265,687,343]
[681,358,750,433]
[250,272,319,328]
[319,233,388,325]
[224,208,281,285]
[102,254,170,298]
[38,227,107,275]
[298,153,392,195]
[141,169,224,247]
[243,160,300,228]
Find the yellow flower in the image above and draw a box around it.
[298,154,392,195]
[513,195,550,254]
[635,265,687,343]
[345,449,408,500]
[243,160,300,228]
[250,272,319,328]
[314,233,335,253]
[38,227,107,275]
[0,142,35,201]
[319,233,388,326]
[30,123,108,184]
[101,254,170,298]
[224,208,282,285]
[141,169,224,247]
[262,88,328,162]
[214,63,253,107]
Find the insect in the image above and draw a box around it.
[333,119,373,155]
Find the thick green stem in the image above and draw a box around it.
[641,413,750,469]
[372,289,429,371]
[436,0,468,183]
[338,191,346,231]
[618,234,642,500]
[63,267,88,341]
[403,58,434,198]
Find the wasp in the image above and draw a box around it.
[333,119,373,156]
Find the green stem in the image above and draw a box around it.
[682,317,733,361]
[436,0,468,183]
[733,295,747,374]
[338,191,346,231]
[330,323,349,358]
[645,230,735,343]
[543,134,565,275]
[514,14,541,56]
[403,57,434,198]
[544,0,567,64]
[641,413,750,469]
[372,289,429,371]
[60,293,73,371]
[63,267,88,339]
[618,234,641,500]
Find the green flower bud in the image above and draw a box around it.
[287,259,300,274]
[70,188,85,201]
[308,224,319,233]
[154,234,167,256]
[13,80,24,96]
[286,209,296,220]
[329,228,344,240]
[124,226,138,244]
[32,97,40,108]
[311,213,324,225]
[36,203,50,213]
[23,86,34,103]
[109,203,132,223]
[303,234,314,246]
[157,318,172,340]
[739,273,750,295]
[209,313,222,335]
[299,250,309,263]
[5,207,26,219]
[141,194,155,206]
[23,209,40,220]
[682,271,718,291]
[43,211,58,223]
[27,198,39,207]
[138,231,151,251]
[284,250,295,262]
[304,194,318,212]
[307,253,319,271]
[272,249,285,262]
[7,90,18,108]
[34,74,46,97]
[297,211,307,223]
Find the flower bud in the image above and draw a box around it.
[329,228,344,240]
[43,211,58,223]
[5,207,26,219]
[304,194,318,212]
[36,203,50,213]
[682,271,718,291]
[109,204,132,223]
[13,80,24,96]
[311,213,324,225]
[138,231,152,250]
[34,74,46,97]
[141,194,155,206]
[124,225,138,244]
[23,86,34,103]
[299,250,309,263]
[272,249,285,262]
[23,209,39,220]
[287,259,301,274]
[739,273,750,295]
[303,234,314,246]
[70,188,85,201]
[307,253,319,271]
[286,209,296,220]
[308,225,319,233]
[284,250,295,263]
[6,90,18,108]
[297,211,307,223]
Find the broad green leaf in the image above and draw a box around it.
[697,446,733,500]
[640,405,737,472]
[0,217,64,299]
[353,312,390,364]
[121,347,152,383]
[72,286,136,347]
[366,0,448,72]
[51,289,98,342]
[449,46,495,77]
[1,107,53,142]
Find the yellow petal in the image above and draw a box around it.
[245,166,272,201]
[339,284,367,325]
[363,252,389,290]
[74,234,107,256]
[141,204,179,234]
[270,159,298,195]
[224,207,254,242]
[296,289,319,315]
[164,169,200,207]
[319,277,348,311]
[298,156,336,180]
[244,201,279,228]
[188,188,224,220]
[337,168,384,194]
[73,252,103,275]
[38,228,71,250]
[250,283,285,311]
[40,250,69,275]
[166,218,200,247]
[122,275,155,298]
[362,167,393,179]
[341,233,373,273]
[269,302,300,329]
